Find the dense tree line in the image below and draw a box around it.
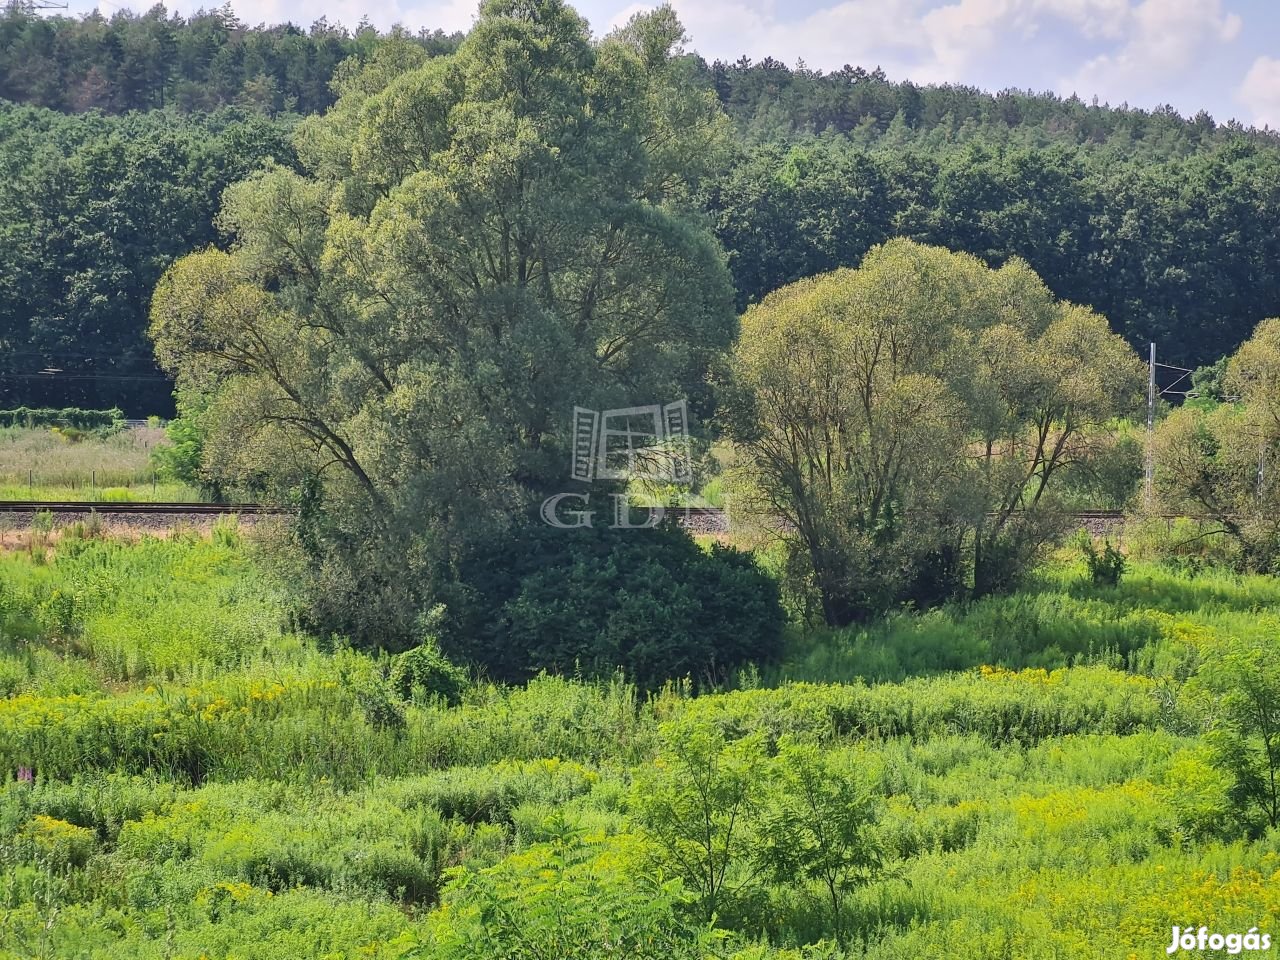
[6,3,1280,412]
[0,4,461,115]
[0,102,292,413]
[710,137,1280,369]
[700,56,1276,153]
[4,5,1266,150]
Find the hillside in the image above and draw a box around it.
[5,7,1280,412]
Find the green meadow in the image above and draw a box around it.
[2,527,1278,958]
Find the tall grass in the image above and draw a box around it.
[1,532,1278,958]
[0,426,200,500]
[776,557,1280,685]
[0,523,292,688]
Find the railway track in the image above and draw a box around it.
[0,503,1193,530]
[0,501,292,515]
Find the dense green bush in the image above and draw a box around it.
[423,834,723,960]
[1187,633,1280,835]
[1081,538,1127,587]
[447,521,784,688]
[149,416,205,487]
[390,639,467,706]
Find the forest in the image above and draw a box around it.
[6,3,1280,413]
[6,0,1280,957]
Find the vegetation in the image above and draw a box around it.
[0,103,292,413]
[0,407,122,430]
[150,0,751,655]
[1155,318,1280,569]
[1,530,1279,956]
[708,137,1280,370]
[722,239,1143,624]
[0,5,461,115]
[0,425,198,501]
[443,521,783,688]
[7,6,1280,414]
[8,0,1280,955]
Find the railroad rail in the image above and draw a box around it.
[0,501,292,515]
[0,503,1208,526]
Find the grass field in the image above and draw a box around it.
[1,528,1277,957]
[0,426,201,502]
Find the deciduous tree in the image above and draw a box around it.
[151,1,739,647]
[722,239,1142,624]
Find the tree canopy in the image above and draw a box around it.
[709,138,1280,370]
[0,103,292,413]
[1155,318,1280,568]
[0,4,461,115]
[151,0,741,649]
[7,5,1280,414]
[723,239,1143,624]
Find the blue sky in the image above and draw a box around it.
[67,0,1280,129]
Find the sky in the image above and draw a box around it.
[62,0,1280,130]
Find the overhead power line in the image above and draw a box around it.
[4,0,70,12]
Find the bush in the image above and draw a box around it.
[21,814,97,869]
[356,680,406,732]
[632,721,769,921]
[390,639,467,706]
[450,521,785,688]
[425,834,722,960]
[151,416,205,486]
[1081,538,1126,586]
[753,739,882,944]
[1188,634,1280,834]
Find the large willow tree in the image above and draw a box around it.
[723,239,1144,625]
[150,1,737,645]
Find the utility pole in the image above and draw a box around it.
[1259,441,1267,499]
[1145,342,1155,507]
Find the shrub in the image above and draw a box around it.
[425,834,722,960]
[1187,634,1280,834]
[0,408,123,430]
[21,814,97,869]
[753,740,882,944]
[389,639,467,706]
[632,721,769,921]
[1081,538,1126,586]
[356,680,406,732]
[385,759,599,826]
[452,522,785,688]
[338,842,437,902]
[151,416,205,487]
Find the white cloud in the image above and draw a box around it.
[920,0,1025,82]
[1036,0,1130,40]
[1063,0,1241,104]
[606,2,650,32]
[650,0,928,74]
[1238,55,1280,130]
[214,0,479,32]
[620,0,1239,99]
